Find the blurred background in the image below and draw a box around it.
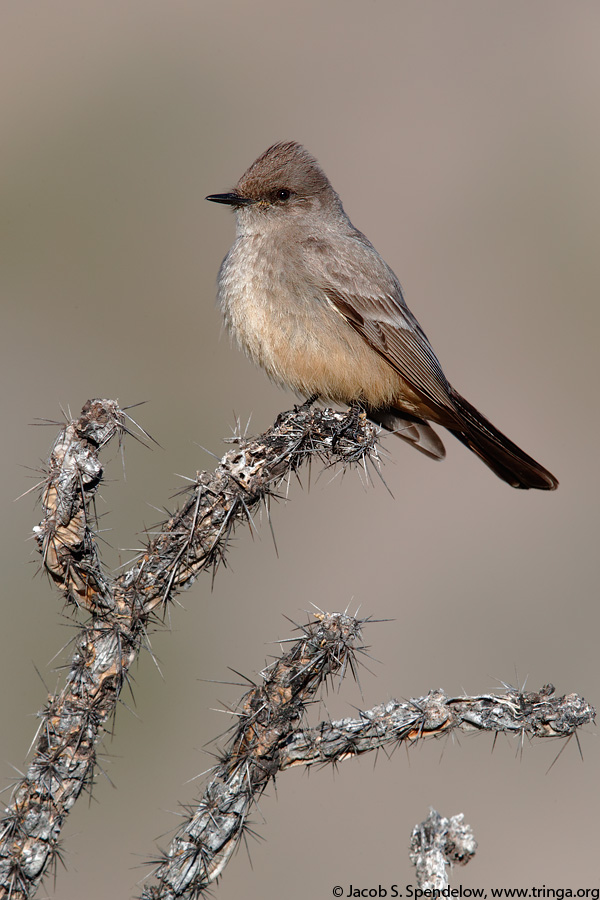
[1,1,599,897]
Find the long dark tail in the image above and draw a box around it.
[448,390,558,490]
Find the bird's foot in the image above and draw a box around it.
[294,393,320,413]
[332,402,366,450]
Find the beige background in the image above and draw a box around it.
[1,2,599,897]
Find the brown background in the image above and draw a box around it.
[1,2,599,897]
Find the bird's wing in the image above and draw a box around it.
[310,231,455,414]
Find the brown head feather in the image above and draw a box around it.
[236,141,332,202]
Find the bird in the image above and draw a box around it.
[206,141,558,490]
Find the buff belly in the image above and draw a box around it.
[220,264,424,415]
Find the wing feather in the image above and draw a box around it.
[309,231,455,414]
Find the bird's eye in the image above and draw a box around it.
[277,189,291,202]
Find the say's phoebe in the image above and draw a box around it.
[206,141,558,490]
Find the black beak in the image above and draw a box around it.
[205,192,254,207]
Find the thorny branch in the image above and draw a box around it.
[142,614,591,899]
[143,610,366,899]
[0,399,595,900]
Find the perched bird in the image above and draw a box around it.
[206,141,557,490]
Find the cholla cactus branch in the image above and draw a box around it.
[0,400,378,900]
[143,611,365,899]
[279,684,594,768]
[142,637,593,900]
[410,808,477,890]
[34,398,126,610]
[119,402,379,614]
